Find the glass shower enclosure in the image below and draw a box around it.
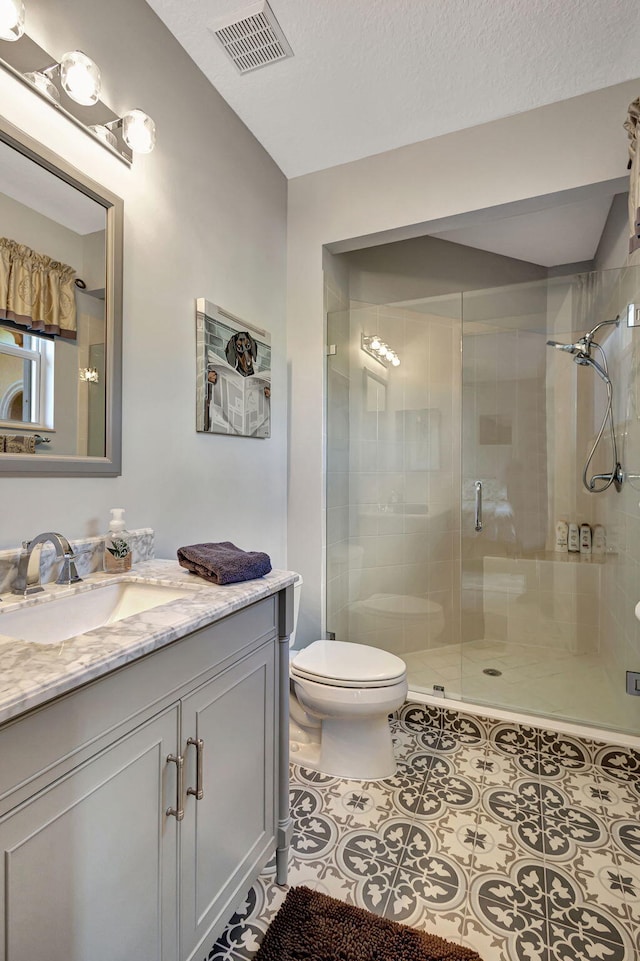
[326,266,640,736]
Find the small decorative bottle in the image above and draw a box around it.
[103,508,132,573]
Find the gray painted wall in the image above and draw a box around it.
[0,0,288,564]
[594,192,629,271]
[342,234,547,306]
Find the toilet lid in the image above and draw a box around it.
[291,640,406,688]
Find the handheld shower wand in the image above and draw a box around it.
[546,317,622,493]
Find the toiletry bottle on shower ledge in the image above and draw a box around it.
[103,508,132,573]
[554,520,568,552]
[568,522,580,552]
[592,524,606,555]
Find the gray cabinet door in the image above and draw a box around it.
[180,641,276,961]
[0,706,180,961]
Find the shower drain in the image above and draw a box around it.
[483,668,502,676]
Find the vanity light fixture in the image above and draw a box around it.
[59,50,101,105]
[111,109,156,155]
[361,334,401,368]
[0,8,156,164]
[0,0,24,41]
[88,123,117,149]
[24,51,101,106]
[23,67,59,102]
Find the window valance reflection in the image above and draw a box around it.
[0,236,77,339]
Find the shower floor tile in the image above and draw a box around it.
[408,638,639,732]
[203,710,640,961]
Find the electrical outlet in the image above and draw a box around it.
[626,671,640,696]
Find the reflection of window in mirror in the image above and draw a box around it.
[0,326,53,428]
[0,136,107,458]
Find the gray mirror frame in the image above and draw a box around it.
[0,116,123,477]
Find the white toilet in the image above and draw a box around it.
[288,577,408,780]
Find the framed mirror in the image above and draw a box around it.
[0,116,122,475]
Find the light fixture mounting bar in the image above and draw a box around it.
[0,33,132,164]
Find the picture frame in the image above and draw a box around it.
[196,298,271,438]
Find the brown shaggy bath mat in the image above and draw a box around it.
[254,886,482,961]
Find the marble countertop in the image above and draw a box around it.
[0,559,297,726]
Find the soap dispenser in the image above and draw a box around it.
[103,508,132,573]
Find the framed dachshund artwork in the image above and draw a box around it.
[196,299,271,438]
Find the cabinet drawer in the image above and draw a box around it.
[0,595,277,810]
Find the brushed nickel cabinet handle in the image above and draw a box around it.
[187,737,204,801]
[166,754,184,820]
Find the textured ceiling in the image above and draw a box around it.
[146,0,640,178]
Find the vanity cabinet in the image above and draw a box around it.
[0,589,291,961]
[179,642,276,961]
[0,706,180,961]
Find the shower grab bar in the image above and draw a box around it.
[474,481,483,532]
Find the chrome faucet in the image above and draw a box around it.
[12,532,85,596]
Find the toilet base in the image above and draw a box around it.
[290,713,397,781]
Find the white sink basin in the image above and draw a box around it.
[0,582,193,645]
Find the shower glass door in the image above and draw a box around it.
[326,295,463,694]
[460,266,640,735]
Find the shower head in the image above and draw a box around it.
[546,339,584,354]
[546,317,619,357]
[575,352,612,385]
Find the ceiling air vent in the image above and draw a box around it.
[210,1,293,75]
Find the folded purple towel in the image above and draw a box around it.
[177,541,272,585]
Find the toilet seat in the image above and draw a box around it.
[290,640,406,689]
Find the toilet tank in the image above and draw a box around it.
[289,574,303,648]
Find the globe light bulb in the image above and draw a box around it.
[122,109,156,154]
[0,0,24,41]
[24,70,60,102]
[392,356,400,367]
[369,336,381,351]
[60,50,101,106]
[89,124,117,149]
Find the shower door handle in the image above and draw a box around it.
[474,481,483,532]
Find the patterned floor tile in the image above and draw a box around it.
[470,814,533,874]
[395,702,443,734]
[206,878,283,960]
[473,749,523,788]
[611,819,640,863]
[542,806,606,860]
[570,848,634,924]
[390,723,427,760]
[204,706,640,961]
[547,917,633,961]
[459,914,511,961]
[613,855,640,924]
[597,763,640,806]
[469,862,636,961]
[384,864,467,925]
[430,807,483,869]
[560,764,623,816]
